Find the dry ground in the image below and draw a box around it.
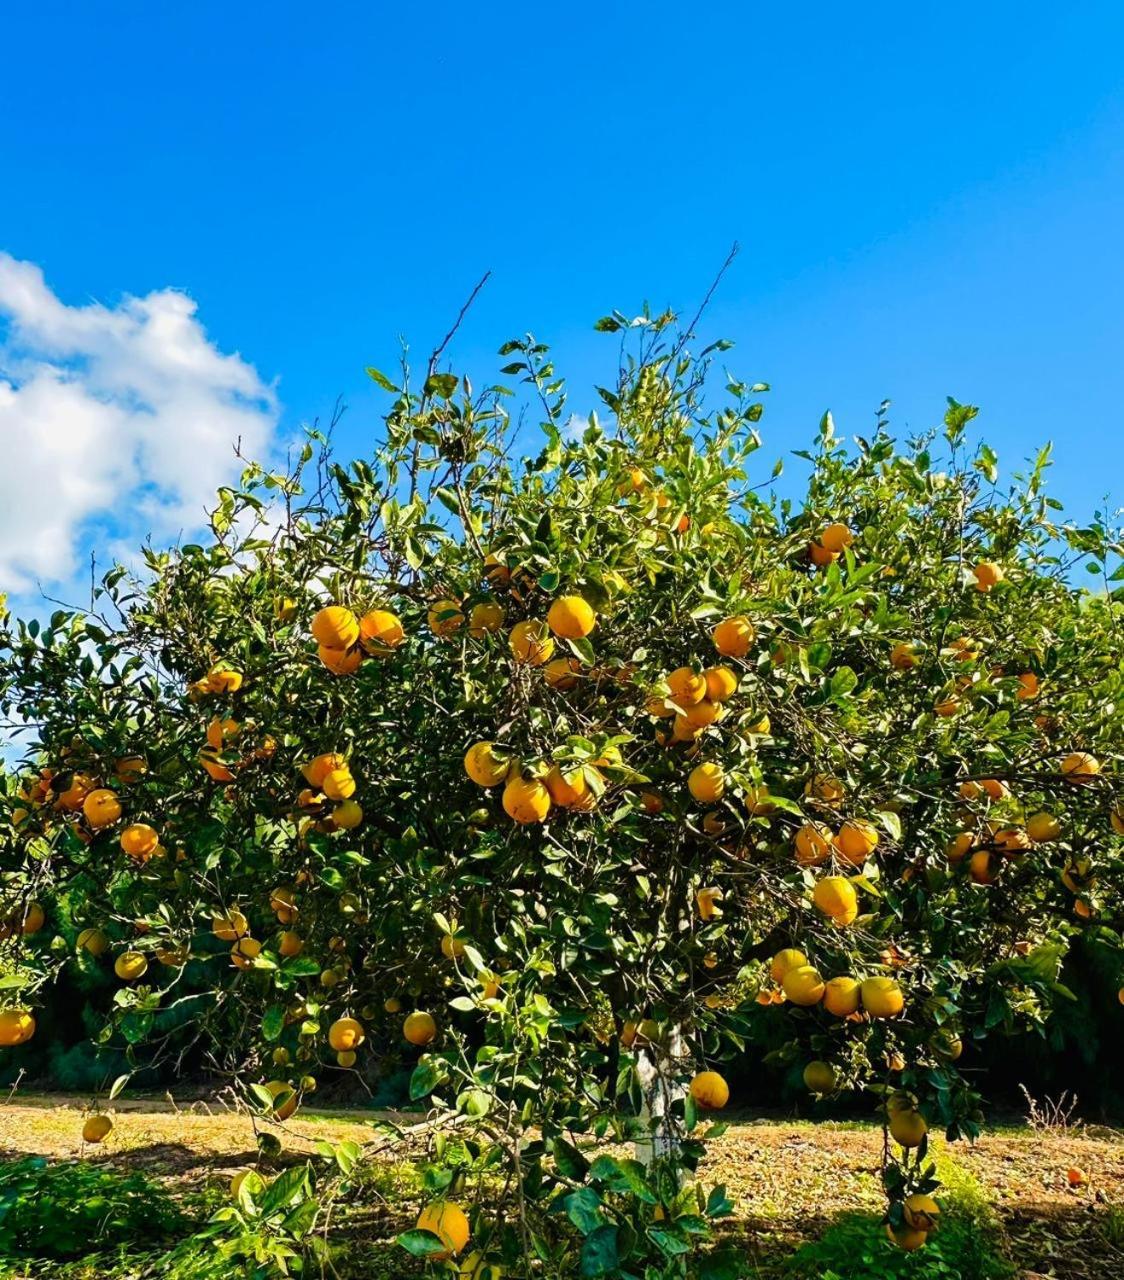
[2,1095,1124,1277]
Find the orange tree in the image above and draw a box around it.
[1,307,1123,1277]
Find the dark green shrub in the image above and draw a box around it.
[0,1157,183,1259]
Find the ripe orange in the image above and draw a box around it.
[502,775,551,824]
[77,927,109,956]
[820,522,853,553]
[213,909,249,941]
[82,1114,113,1143]
[667,667,707,706]
[199,751,236,783]
[934,695,962,717]
[712,615,755,658]
[120,823,159,860]
[1016,672,1039,700]
[428,600,466,637]
[688,1070,730,1110]
[945,831,975,864]
[823,976,861,1017]
[303,753,346,789]
[464,741,509,787]
[812,876,858,925]
[319,644,362,675]
[794,822,833,867]
[509,620,554,665]
[231,937,262,969]
[890,642,919,671]
[311,605,360,650]
[1060,751,1100,783]
[744,785,776,816]
[969,850,998,885]
[333,799,363,829]
[972,561,1004,591]
[803,1060,836,1094]
[328,1017,365,1052]
[886,1223,929,1251]
[264,1080,299,1121]
[703,665,738,702]
[543,656,581,689]
[322,768,356,802]
[114,951,148,981]
[783,964,825,1006]
[688,763,725,804]
[278,931,304,957]
[834,820,879,865]
[805,773,844,804]
[903,1194,941,1231]
[0,1009,36,1046]
[359,608,405,651]
[83,788,122,829]
[545,765,593,809]
[416,1201,471,1259]
[468,602,505,637]
[546,595,596,639]
[769,948,807,984]
[403,1011,437,1046]
[889,1106,927,1147]
[861,977,904,1018]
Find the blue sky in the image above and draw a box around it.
[2,3,1123,597]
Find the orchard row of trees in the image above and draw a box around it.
[2,307,1123,1277]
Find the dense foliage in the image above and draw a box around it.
[2,308,1123,1277]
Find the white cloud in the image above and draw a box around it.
[0,254,279,594]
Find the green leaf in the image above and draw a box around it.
[409,1059,446,1101]
[365,367,399,392]
[261,1005,285,1042]
[579,1225,619,1275]
[552,1135,590,1180]
[108,1073,131,1101]
[397,1229,450,1258]
[829,666,858,698]
[556,1187,603,1234]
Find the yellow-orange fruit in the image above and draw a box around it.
[769,948,807,985]
[795,821,833,867]
[359,608,405,651]
[820,522,853,553]
[328,1017,365,1052]
[231,937,262,969]
[712,615,756,658]
[311,605,360,650]
[973,561,1004,591]
[82,1114,113,1143]
[822,976,861,1017]
[834,820,879,865]
[546,595,596,639]
[502,775,551,824]
[428,600,466,637]
[278,930,304,957]
[812,876,858,925]
[403,1011,437,1046]
[744,785,776,816]
[667,667,707,706]
[120,823,159,860]
[468,602,505,638]
[1017,672,1039,700]
[890,642,919,671]
[703,666,738,702]
[805,773,845,804]
[1061,751,1100,783]
[509,619,554,665]
[114,951,148,981]
[688,763,725,804]
[212,909,249,941]
[803,1060,836,1094]
[77,927,109,956]
[322,768,356,801]
[0,1009,36,1046]
[783,964,826,1006]
[319,644,362,675]
[689,1070,730,1110]
[861,976,904,1018]
[889,1107,927,1148]
[543,657,581,689]
[264,1080,299,1121]
[416,1201,471,1259]
[83,788,122,829]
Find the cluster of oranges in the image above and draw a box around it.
[310,604,406,675]
[295,751,363,834]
